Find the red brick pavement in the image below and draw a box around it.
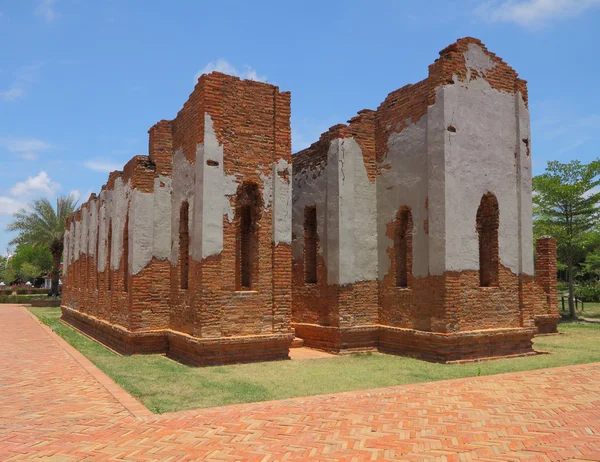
[1,303,600,461]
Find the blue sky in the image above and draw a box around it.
[1,0,599,254]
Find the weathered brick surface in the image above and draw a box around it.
[63,37,559,365]
[291,37,558,362]
[63,72,293,366]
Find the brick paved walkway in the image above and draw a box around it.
[1,304,600,461]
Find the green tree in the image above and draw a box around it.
[10,244,52,276]
[7,196,78,296]
[533,159,600,318]
[582,251,600,278]
[19,262,42,282]
[0,267,17,285]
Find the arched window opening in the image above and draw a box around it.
[395,207,413,288]
[476,193,500,287]
[179,201,189,290]
[123,212,129,293]
[107,220,113,291]
[236,183,260,290]
[304,206,318,284]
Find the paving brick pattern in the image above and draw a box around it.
[1,304,600,461]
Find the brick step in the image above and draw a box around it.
[291,337,304,348]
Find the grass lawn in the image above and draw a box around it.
[30,306,600,414]
[566,301,600,318]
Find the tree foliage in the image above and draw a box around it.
[19,262,42,281]
[6,196,78,295]
[10,244,52,275]
[0,267,17,285]
[533,159,600,318]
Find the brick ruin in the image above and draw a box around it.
[62,37,559,366]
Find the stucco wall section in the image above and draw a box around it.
[87,199,98,257]
[153,176,172,261]
[441,73,522,274]
[97,198,107,272]
[73,219,80,261]
[130,189,154,275]
[193,113,239,260]
[62,230,69,275]
[427,86,447,276]
[272,158,292,245]
[169,149,195,265]
[292,158,327,262]
[516,92,534,275]
[378,117,429,280]
[80,205,88,257]
[107,178,128,271]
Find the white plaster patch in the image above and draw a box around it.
[88,199,98,257]
[377,117,429,280]
[97,197,107,272]
[441,75,523,274]
[130,189,154,275]
[81,204,89,257]
[62,230,69,275]
[222,171,240,224]
[73,219,80,261]
[258,167,273,211]
[170,149,195,265]
[291,157,327,262]
[292,137,377,285]
[273,158,292,245]
[193,113,228,260]
[153,175,172,261]
[464,43,496,80]
[342,138,377,284]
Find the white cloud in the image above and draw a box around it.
[6,139,49,152]
[194,59,267,83]
[476,0,600,27]
[0,86,25,102]
[69,189,81,202]
[0,137,50,161]
[0,197,26,216]
[9,171,61,198]
[68,188,92,203]
[36,0,60,23]
[19,152,39,161]
[584,185,600,199]
[0,63,42,103]
[83,159,122,173]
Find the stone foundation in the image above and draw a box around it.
[62,306,292,366]
[293,322,536,363]
[535,314,560,334]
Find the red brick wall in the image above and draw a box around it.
[291,37,548,352]
[64,72,293,363]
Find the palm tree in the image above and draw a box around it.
[7,196,78,296]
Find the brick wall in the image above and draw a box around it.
[290,37,558,360]
[62,37,558,365]
[63,72,293,365]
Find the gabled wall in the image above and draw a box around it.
[291,37,559,360]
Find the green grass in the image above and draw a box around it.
[569,301,600,318]
[30,307,600,414]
